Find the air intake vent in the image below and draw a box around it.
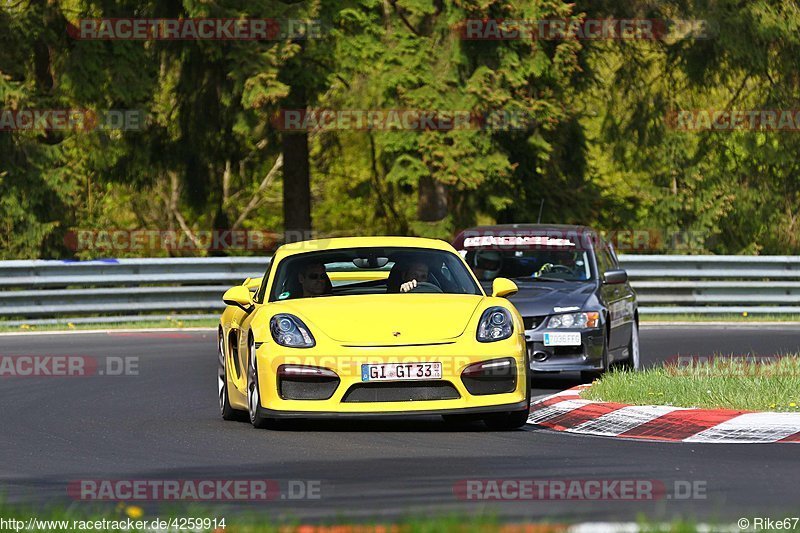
[342,381,460,403]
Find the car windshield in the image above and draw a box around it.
[269,247,482,301]
[464,247,594,282]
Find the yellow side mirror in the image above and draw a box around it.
[222,285,254,312]
[491,277,518,298]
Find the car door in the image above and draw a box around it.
[231,266,271,395]
[595,239,626,353]
[607,242,635,354]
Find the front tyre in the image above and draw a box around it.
[618,322,641,370]
[246,336,272,429]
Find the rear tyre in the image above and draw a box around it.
[247,336,273,429]
[218,332,246,421]
[483,409,529,430]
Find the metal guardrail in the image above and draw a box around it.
[618,255,800,314]
[1,255,799,324]
[0,258,269,324]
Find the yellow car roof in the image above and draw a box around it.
[276,236,457,256]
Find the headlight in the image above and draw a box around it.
[476,307,514,342]
[548,311,599,329]
[270,314,316,348]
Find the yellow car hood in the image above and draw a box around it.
[276,294,485,345]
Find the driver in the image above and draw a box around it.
[399,261,429,293]
[472,251,502,281]
[298,262,332,298]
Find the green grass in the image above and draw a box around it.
[0,318,218,333]
[0,494,760,532]
[0,499,743,533]
[584,355,800,412]
[641,313,800,323]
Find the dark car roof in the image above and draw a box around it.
[452,224,602,251]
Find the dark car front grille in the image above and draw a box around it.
[342,381,460,403]
[523,316,547,330]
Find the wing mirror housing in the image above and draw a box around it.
[223,285,254,312]
[491,277,518,298]
[602,269,628,285]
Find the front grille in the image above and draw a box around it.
[342,381,460,403]
[523,316,546,330]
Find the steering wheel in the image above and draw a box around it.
[549,265,573,273]
[408,281,443,294]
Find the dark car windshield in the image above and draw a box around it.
[269,247,482,301]
[464,248,594,282]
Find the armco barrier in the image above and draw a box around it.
[0,255,799,324]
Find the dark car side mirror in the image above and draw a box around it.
[602,269,628,285]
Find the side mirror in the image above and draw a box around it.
[491,277,518,298]
[603,269,628,285]
[223,285,254,312]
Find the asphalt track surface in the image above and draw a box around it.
[1,325,799,523]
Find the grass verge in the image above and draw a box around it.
[583,356,800,412]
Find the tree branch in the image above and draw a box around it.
[389,0,421,35]
[160,172,202,250]
[232,154,284,230]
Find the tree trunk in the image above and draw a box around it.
[282,107,312,243]
[417,175,448,221]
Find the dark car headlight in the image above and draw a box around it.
[270,314,316,348]
[476,307,514,342]
[548,311,599,329]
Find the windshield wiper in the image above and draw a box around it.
[514,276,568,283]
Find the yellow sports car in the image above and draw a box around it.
[217,236,530,429]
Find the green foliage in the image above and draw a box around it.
[2,0,800,258]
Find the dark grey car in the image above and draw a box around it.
[453,224,639,381]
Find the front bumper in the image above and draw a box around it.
[525,327,605,372]
[254,336,528,415]
[255,400,529,419]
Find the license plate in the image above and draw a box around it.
[361,362,442,382]
[543,332,582,346]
